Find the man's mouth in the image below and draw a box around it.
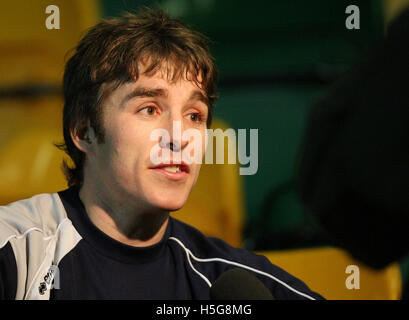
[160,165,182,173]
[150,163,190,180]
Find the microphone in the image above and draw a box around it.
[210,268,274,300]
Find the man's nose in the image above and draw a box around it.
[159,119,188,151]
[162,141,181,152]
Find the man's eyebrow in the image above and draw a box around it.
[188,90,209,106]
[120,87,168,108]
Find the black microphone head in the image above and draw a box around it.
[210,268,274,300]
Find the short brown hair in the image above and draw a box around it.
[58,8,218,188]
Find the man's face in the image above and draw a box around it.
[84,68,209,212]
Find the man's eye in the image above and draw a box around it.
[139,106,156,115]
[190,113,204,123]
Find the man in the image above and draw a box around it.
[0,8,323,300]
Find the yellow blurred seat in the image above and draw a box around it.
[0,0,101,202]
[258,247,401,300]
[0,127,68,205]
[0,0,101,88]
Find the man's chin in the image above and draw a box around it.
[157,204,185,212]
[151,197,187,212]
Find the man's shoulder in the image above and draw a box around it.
[0,190,79,300]
[168,217,324,300]
[169,217,287,273]
[169,217,280,266]
[0,192,68,246]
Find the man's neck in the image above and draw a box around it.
[78,186,169,247]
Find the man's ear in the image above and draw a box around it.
[70,124,97,154]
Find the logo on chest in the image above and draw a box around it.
[38,265,60,295]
